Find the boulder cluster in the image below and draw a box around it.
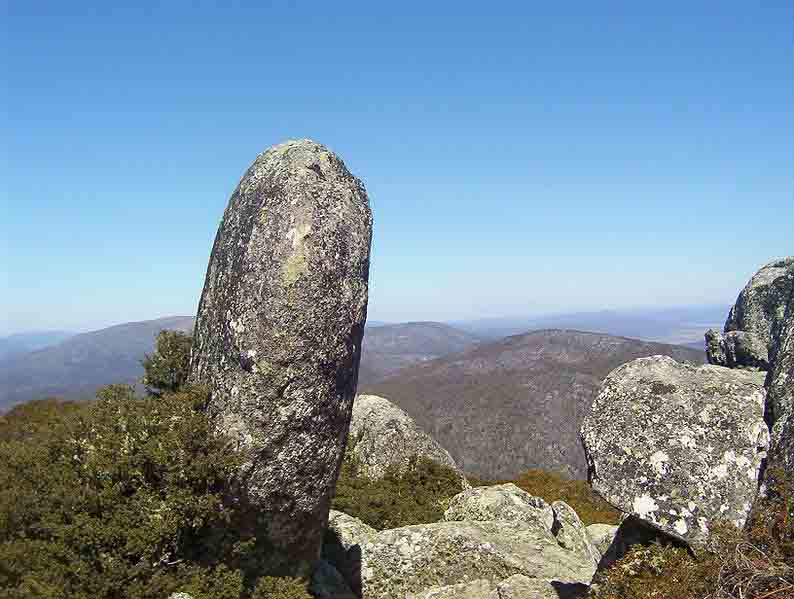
[318,483,609,599]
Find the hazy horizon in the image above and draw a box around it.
[0,302,732,339]
[3,4,792,335]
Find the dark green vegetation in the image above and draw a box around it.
[0,334,311,598]
[469,468,621,526]
[141,330,193,396]
[363,329,705,480]
[0,387,310,598]
[590,475,793,598]
[332,452,465,530]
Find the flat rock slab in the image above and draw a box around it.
[581,355,768,544]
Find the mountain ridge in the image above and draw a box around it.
[362,328,705,480]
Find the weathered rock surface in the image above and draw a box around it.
[348,394,464,480]
[358,520,596,598]
[551,501,600,567]
[705,329,769,370]
[322,509,376,596]
[491,575,588,599]
[581,355,768,544]
[759,293,794,502]
[411,579,494,599]
[189,139,373,575]
[443,483,554,532]
[584,523,619,561]
[724,257,794,355]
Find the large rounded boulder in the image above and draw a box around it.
[189,139,373,576]
[347,394,464,480]
[581,355,768,544]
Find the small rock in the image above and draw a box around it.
[584,523,619,560]
[323,510,376,596]
[443,483,554,532]
[552,501,600,567]
[705,329,769,370]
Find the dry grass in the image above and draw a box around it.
[591,472,794,599]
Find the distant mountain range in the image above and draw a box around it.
[453,305,727,345]
[361,329,705,481]
[358,322,482,384]
[0,317,194,410]
[0,318,479,411]
[0,331,75,361]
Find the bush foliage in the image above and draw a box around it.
[141,330,193,397]
[332,451,465,530]
[590,473,794,599]
[0,386,310,599]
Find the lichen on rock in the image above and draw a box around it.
[581,355,768,544]
[189,139,373,576]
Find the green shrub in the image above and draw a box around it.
[0,387,306,599]
[141,330,193,396]
[332,452,465,530]
[250,577,311,599]
[471,468,621,525]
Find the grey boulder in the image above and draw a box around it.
[348,394,465,481]
[581,355,768,544]
[443,483,554,532]
[189,139,373,575]
[724,257,794,355]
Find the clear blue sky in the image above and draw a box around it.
[2,2,793,335]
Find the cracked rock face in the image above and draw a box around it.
[760,298,794,500]
[348,394,464,481]
[189,139,372,576]
[705,329,769,370]
[324,506,596,599]
[581,355,768,544]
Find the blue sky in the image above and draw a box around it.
[2,2,793,335]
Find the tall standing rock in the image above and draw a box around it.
[190,139,373,576]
